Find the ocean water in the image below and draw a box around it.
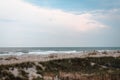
[0,47,120,56]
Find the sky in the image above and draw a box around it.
[0,0,120,47]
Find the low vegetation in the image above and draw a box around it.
[0,57,120,80]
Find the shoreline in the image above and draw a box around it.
[0,50,120,65]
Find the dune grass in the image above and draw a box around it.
[0,57,120,80]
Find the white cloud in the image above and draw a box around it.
[0,0,106,32]
[0,0,110,47]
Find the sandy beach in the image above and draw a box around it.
[0,50,120,80]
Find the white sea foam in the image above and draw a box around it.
[28,50,81,55]
[0,47,120,56]
[0,50,84,56]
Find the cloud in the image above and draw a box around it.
[89,8,120,27]
[99,9,120,20]
[0,0,111,47]
[0,0,106,33]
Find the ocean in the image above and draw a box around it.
[0,47,120,56]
